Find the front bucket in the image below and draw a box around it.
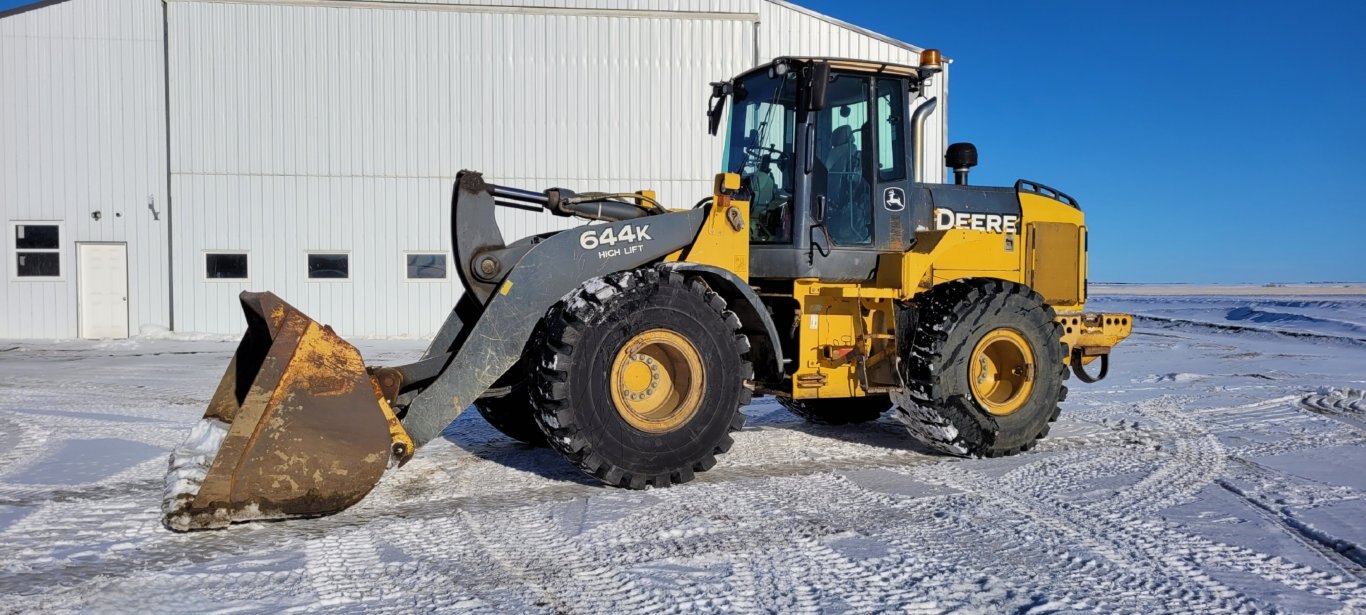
[163,292,411,531]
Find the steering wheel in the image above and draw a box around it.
[744,144,788,164]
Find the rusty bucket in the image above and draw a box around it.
[163,292,411,531]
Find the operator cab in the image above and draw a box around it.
[708,55,944,281]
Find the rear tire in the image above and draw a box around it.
[777,395,891,425]
[531,267,751,489]
[474,387,546,446]
[895,279,1066,457]
[473,323,549,446]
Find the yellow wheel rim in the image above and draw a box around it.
[969,328,1035,416]
[610,329,705,433]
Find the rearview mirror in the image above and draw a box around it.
[807,62,830,111]
[707,81,730,136]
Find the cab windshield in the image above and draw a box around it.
[722,71,798,243]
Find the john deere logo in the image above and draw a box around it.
[934,208,1020,234]
[883,187,905,212]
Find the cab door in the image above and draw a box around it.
[806,74,912,257]
[810,73,875,248]
[870,77,914,251]
[747,70,911,281]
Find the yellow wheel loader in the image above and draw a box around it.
[163,52,1132,531]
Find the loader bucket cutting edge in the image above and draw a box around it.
[162,291,411,531]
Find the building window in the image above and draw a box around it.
[205,252,248,280]
[13,222,61,278]
[307,253,350,279]
[406,253,447,279]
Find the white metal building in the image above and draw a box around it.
[0,0,947,339]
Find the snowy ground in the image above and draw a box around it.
[2,290,1365,613]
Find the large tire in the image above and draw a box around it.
[777,395,891,425]
[895,279,1068,457]
[531,267,752,489]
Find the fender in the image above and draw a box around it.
[660,262,785,380]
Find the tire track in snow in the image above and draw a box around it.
[298,530,397,610]
[925,458,1263,611]
[453,497,751,613]
[0,418,1188,603]
[1300,388,1366,431]
[952,404,1366,609]
[1215,477,1366,578]
[876,392,1358,610]
[914,459,1257,612]
[843,465,1202,612]
[1232,432,1364,459]
[629,474,1010,612]
[1108,399,1228,515]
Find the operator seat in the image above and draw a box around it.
[824,124,870,244]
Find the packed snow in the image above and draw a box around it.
[162,417,229,531]
[1,287,1365,612]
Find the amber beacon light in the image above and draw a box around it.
[919,48,943,73]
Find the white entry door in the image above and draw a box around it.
[78,243,129,339]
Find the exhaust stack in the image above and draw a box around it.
[910,97,938,183]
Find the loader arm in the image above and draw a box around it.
[163,171,709,530]
[396,175,709,447]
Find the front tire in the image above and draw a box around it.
[895,279,1067,457]
[531,268,752,489]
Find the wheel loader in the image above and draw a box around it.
[163,51,1132,531]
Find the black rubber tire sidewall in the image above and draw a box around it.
[473,388,546,446]
[533,270,749,486]
[936,290,1063,453]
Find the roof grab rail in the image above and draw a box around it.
[1015,179,1079,209]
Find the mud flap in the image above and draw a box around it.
[162,292,412,531]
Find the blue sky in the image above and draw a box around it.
[798,0,1366,283]
[2,0,1362,282]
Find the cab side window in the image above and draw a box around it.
[875,79,906,182]
[815,75,873,245]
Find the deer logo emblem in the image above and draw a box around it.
[883,187,906,212]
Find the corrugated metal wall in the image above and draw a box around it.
[0,0,169,338]
[1,0,946,339]
[166,0,756,337]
